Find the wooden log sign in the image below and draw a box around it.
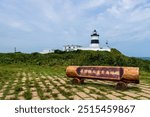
[66,66,139,84]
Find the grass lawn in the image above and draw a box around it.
[0,64,150,100]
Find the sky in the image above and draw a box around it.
[0,0,150,57]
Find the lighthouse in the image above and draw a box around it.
[90,30,100,48]
[63,29,111,52]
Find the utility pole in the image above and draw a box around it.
[14,47,16,53]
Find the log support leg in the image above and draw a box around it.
[80,79,84,84]
[72,78,81,85]
[72,78,84,85]
[116,81,127,90]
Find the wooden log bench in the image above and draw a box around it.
[66,66,139,90]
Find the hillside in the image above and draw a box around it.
[0,48,150,71]
[0,48,150,100]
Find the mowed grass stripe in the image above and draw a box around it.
[1,73,15,100]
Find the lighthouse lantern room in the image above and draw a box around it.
[90,30,100,48]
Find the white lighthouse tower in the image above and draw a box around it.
[63,29,111,52]
[90,30,100,48]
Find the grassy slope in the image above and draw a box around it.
[0,64,150,85]
[0,49,150,87]
[0,49,150,69]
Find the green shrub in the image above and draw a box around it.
[0,48,150,71]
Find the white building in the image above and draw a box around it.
[64,30,111,52]
[39,49,54,54]
[63,45,82,52]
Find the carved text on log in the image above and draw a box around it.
[77,67,123,80]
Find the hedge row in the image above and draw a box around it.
[0,48,150,71]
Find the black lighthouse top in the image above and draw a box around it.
[91,30,99,36]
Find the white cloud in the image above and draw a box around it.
[0,0,150,56]
[107,0,147,17]
[0,14,32,32]
[10,21,22,28]
[8,21,32,32]
[129,7,150,22]
[107,6,121,16]
[80,0,106,9]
